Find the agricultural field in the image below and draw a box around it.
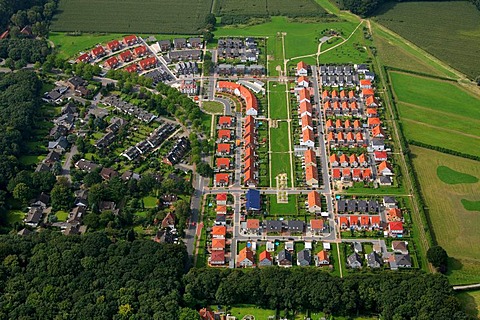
[410,146,480,284]
[51,0,213,34]
[371,22,455,78]
[373,1,480,79]
[456,290,480,319]
[215,0,327,18]
[390,72,480,157]
[268,82,288,119]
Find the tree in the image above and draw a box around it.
[179,308,200,320]
[12,182,31,206]
[50,178,73,211]
[203,31,214,43]
[427,245,448,272]
[205,13,216,27]
[196,162,213,177]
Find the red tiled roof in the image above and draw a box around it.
[139,56,157,69]
[219,116,232,126]
[125,64,138,73]
[247,219,260,229]
[297,61,308,71]
[367,117,381,127]
[119,50,132,61]
[332,168,341,179]
[210,250,225,262]
[306,165,318,182]
[212,238,226,249]
[91,46,105,56]
[107,40,121,50]
[379,161,392,172]
[389,221,403,231]
[304,149,316,166]
[212,225,227,236]
[362,88,374,96]
[310,219,324,230]
[134,45,148,56]
[218,129,231,139]
[215,173,229,184]
[238,247,255,263]
[308,191,321,208]
[259,250,272,261]
[105,56,118,68]
[123,35,137,44]
[217,193,227,201]
[217,143,231,153]
[216,158,230,168]
[302,128,314,143]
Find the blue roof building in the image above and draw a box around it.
[246,189,261,211]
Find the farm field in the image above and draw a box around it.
[410,146,480,284]
[373,1,480,79]
[51,0,213,34]
[390,72,480,156]
[371,22,454,78]
[456,290,480,319]
[268,82,288,119]
[215,0,327,18]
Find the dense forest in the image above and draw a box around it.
[0,71,43,229]
[0,0,58,31]
[0,232,189,319]
[341,0,480,17]
[0,232,469,319]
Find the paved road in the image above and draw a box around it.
[185,170,207,256]
[61,144,78,181]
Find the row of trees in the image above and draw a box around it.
[184,268,468,319]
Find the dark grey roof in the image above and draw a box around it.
[367,252,382,268]
[287,220,304,231]
[297,249,311,265]
[277,249,292,263]
[266,220,282,232]
[395,254,412,267]
[347,252,362,267]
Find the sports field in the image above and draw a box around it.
[410,146,480,284]
[51,0,213,34]
[390,72,480,157]
[268,82,288,119]
[374,1,480,79]
[216,0,327,18]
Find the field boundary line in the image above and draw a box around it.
[401,118,480,140]
[397,101,480,124]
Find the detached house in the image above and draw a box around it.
[258,251,273,266]
[238,247,255,267]
[315,250,330,266]
[277,249,293,267]
[296,61,309,76]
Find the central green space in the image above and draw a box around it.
[270,122,290,152]
[51,0,213,34]
[268,194,297,215]
[268,82,288,119]
[270,152,292,187]
[437,166,478,185]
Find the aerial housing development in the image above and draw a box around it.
[0,0,478,318]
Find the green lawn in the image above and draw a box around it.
[456,290,480,319]
[319,21,370,64]
[18,155,46,166]
[342,184,406,196]
[229,305,276,319]
[390,72,480,119]
[270,152,292,187]
[268,194,297,215]
[396,102,480,138]
[143,196,158,209]
[270,122,290,152]
[202,101,225,114]
[200,112,213,136]
[56,211,69,222]
[461,199,480,212]
[437,166,478,185]
[373,1,480,79]
[268,82,288,119]
[7,210,24,225]
[49,32,125,58]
